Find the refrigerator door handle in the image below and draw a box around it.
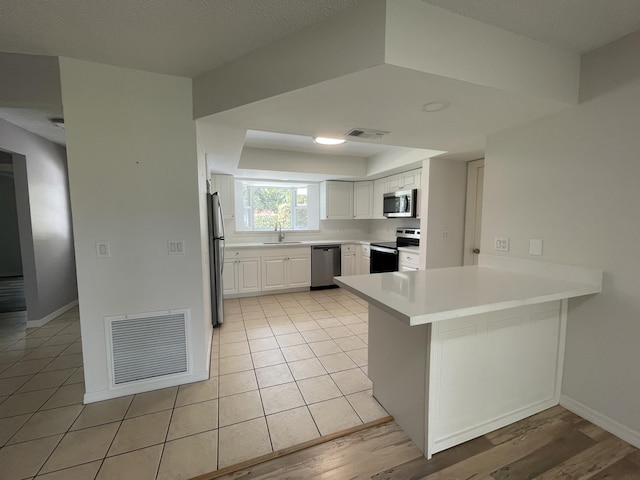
[220,238,225,275]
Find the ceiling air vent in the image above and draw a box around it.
[346,128,390,140]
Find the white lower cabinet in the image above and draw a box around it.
[399,250,420,271]
[261,248,311,292]
[360,244,371,274]
[223,250,261,296]
[341,244,359,276]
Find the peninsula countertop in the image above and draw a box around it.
[334,255,602,326]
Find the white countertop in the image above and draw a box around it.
[334,256,602,326]
[225,239,380,248]
[398,246,420,253]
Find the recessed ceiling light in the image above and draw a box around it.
[50,117,65,128]
[313,137,346,145]
[421,101,450,113]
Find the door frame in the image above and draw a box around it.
[463,159,484,265]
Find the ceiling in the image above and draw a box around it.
[244,130,397,158]
[2,0,640,159]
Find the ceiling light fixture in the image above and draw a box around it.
[313,137,346,146]
[421,101,450,113]
[50,117,65,128]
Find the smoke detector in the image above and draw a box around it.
[346,128,389,140]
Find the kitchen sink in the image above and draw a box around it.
[262,241,303,244]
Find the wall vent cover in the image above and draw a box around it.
[107,310,189,386]
[346,128,390,139]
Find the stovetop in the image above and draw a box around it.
[370,241,397,249]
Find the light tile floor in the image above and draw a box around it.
[0,288,388,479]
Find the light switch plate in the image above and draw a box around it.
[529,238,543,256]
[168,241,185,255]
[96,241,111,258]
[494,236,510,252]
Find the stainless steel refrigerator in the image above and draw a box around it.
[207,191,225,326]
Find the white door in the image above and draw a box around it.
[463,159,484,265]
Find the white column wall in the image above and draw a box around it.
[59,58,210,400]
[481,38,640,442]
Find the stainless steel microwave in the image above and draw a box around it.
[383,189,417,218]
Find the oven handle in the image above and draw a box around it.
[370,246,398,255]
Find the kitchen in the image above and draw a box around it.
[201,126,472,469]
[2,0,640,478]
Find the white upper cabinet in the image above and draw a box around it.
[353,181,373,219]
[320,181,354,220]
[373,179,387,219]
[212,174,235,219]
[386,174,402,192]
[401,169,422,190]
[386,169,421,192]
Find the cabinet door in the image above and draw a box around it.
[238,257,261,293]
[222,259,237,296]
[212,174,235,219]
[353,181,373,219]
[401,169,421,190]
[321,181,354,219]
[386,174,401,192]
[341,252,356,276]
[262,257,287,291]
[361,255,370,275]
[373,179,387,219]
[288,255,311,288]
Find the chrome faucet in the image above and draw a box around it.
[275,222,285,242]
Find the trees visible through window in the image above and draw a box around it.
[235,181,318,231]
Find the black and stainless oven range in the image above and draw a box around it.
[369,228,420,273]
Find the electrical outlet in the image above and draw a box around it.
[494,236,510,252]
[442,231,448,239]
[168,241,185,255]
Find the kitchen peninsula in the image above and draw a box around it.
[334,255,602,458]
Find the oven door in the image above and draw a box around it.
[370,245,399,273]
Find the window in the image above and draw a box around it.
[235,180,319,231]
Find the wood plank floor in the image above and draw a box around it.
[206,406,640,480]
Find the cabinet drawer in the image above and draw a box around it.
[360,244,370,257]
[400,251,420,266]
[342,244,357,253]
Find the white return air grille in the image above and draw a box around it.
[107,310,189,386]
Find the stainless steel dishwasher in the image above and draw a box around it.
[311,245,341,289]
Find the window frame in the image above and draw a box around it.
[234,180,319,232]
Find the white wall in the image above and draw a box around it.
[385,0,580,105]
[0,119,77,321]
[421,158,467,269]
[481,33,640,441]
[59,58,210,401]
[193,0,387,118]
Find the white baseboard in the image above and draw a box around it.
[560,394,640,449]
[27,300,79,328]
[84,370,210,404]
[431,398,558,456]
